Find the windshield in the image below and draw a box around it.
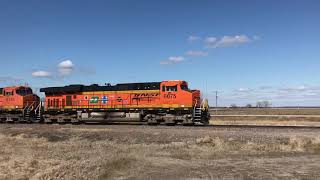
[16,88,33,96]
[180,84,190,91]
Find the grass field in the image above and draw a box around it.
[210,108,320,126]
[0,124,320,179]
[211,108,320,115]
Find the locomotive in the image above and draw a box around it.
[0,80,210,125]
[0,86,40,122]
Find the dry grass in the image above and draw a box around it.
[211,118,320,127]
[211,108,320,115]
[210,108,320,126]
[98,151,138,179]
[0,125,320,179]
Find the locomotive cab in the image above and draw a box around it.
[16,87,33,96]
[159,80,209,125]
[0,86,40,123]
[160,80,203,108]
[0,86,39,110]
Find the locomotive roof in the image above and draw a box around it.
[40,82,161,94]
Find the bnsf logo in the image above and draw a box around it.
[134,93,159,97]
[164,93,176,99]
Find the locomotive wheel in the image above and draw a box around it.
[164,118,177,126]
[182,122,194,126]
[165,123,176,126]
[165,120,177,126]
[147,120,159,125]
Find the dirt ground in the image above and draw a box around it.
[0,124,320,180]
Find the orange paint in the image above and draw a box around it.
[0,86,39,110]
[44,80,202,110]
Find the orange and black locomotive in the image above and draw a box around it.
[0,80,209,125]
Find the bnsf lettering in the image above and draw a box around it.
[134,93,159,97]
[164,93,176,99]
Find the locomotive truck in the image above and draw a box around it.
[0,80,210,125]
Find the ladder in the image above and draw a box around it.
[193,107,202,122]
[193,99,202,122]
[33,101,42,122]
[24,109,31,121]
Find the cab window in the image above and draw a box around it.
[165,85,177,92]
[180,84,190,91]
[16,88,33,96]
[5,91,13,96]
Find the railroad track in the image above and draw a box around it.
[211,114,320,117]
[205,124,320,129]
[1,121,320,129]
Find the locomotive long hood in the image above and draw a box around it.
[40,82,161,94]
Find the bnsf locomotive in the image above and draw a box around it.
[0,86,40,122]
[0,80,209,125]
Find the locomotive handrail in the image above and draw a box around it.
[23,101,29,116]
[27,101,35,111]
[193,99,198,118]
[34,101,41,115]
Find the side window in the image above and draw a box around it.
[16,89,32,96]
[162,86,166,92]
[48,99,51,107]
[5,91,13,96]
[166,85,177,92]
[180,84,189,91]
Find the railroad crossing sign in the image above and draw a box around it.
[90,96,99,104]
[101,96,108,104]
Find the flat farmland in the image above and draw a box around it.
[0,124,320,179]
[211,108,320,126]
[211,108,320,115]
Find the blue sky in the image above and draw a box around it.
[0,0,319,106]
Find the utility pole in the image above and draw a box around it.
[215,91,218,115]
[215,91,218,108]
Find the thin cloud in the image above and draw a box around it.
[188,35,201,42]
[168,56,184,62]
[186,50,208,57]
[259,85,273,90]
[160,61,172,65]
[217,35,251,47]
[205,35,255,48]
[0,76,24,84]
[160,56,185,65]
[205,37,217,44]
[278,85,309,92]
[236,87,254,93]
[32,71,52,78]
